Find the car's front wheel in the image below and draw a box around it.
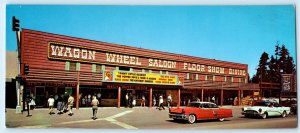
[218,118,225,122]
[262,113,268,119]
[188,114,196,124]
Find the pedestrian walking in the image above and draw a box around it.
[141,95,145,107]
[63,92,69,112]
[54,94,58,107]
[91,95,99,120]
[57,95,63,114]
[67,95,74,116]
[159,95,165,110]
[25,94,32,117]
[48,95,55,115]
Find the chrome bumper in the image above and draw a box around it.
[242,110,263,117]
[169,113,188,120]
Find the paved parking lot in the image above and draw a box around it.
[5,106,298,129]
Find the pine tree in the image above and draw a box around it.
[255,52,269,83]
[268,55,280,83]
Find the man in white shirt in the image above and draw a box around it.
[167,94,172,108]
[48,95,55,115]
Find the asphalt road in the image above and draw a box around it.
[5,106,298,129]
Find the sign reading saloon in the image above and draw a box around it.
[48,42,246,76]
[103,70,179,85]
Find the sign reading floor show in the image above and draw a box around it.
[103,70,180,85]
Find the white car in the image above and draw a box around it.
[241,100,291,119]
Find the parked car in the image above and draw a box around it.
[241,100,291,119]
[280,99,297,115]
[169,101,233,124]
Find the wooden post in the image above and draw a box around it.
[201,89,204,102]
[177,88,181,107]
[238,89,241,106]
[220,89,223,107]
[118,87,121,108]
[149,88,152,108]
[76,72,80,110]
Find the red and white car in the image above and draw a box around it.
[169,101,233,124]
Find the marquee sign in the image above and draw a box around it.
[103,70,182,85]
[48,42,247,76]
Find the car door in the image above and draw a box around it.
[209,103,221,118]
[198,103,214,119]
[274,103,283,116]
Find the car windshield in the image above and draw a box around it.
[187,102,200,107]
[253,101,270,106]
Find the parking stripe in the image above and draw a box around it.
[106,118,138,129]
[59,118,105,125]
[106,110,134,119]
[57,110,137,129]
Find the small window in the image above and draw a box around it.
[69,62,76,71]
[207,75,213,81]
[191,74,197,80]
[96,65,102,72]
[226,77,232,82]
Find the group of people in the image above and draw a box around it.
[80,93,102,107]
[153,94,172,110]
[47,92,74,116]
[46,92,100,120]
[125,93,137,108]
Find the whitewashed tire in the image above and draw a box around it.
[262,113,267,119]
[282,111,287,118]
[219,118,225,122]
[188,114,196,124]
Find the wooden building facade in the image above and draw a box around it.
[19,29,259,108]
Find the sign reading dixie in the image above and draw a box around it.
[48,42,246,76]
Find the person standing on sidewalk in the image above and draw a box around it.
[141,95,145,107]
[48,95,55,115]
[153,95,156,107]
[67,95,74,116]
[91,95,99,120]
[125,93,129,108]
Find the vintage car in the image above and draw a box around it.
[241,100,291,119]
[169,101,233,124]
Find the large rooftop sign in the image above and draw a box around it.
[102,70,182,85]
[48,42,246,76]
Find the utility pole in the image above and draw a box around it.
[13,16,21,113]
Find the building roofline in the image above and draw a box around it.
[21,28,248,68]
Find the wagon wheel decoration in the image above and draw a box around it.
[104,71,113,81]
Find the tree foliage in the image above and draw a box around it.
[251,43,295,83]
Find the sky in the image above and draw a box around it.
[6,5,296,77]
